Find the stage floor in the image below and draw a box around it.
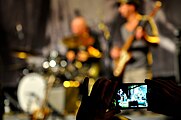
[3,111,172,120]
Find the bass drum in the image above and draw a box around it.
[17,73,46,114]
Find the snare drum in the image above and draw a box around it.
[17,73,46,114]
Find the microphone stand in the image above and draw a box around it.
[98,22,112,78]
[174,28,181,86]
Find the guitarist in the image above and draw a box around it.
[110,0,160,83]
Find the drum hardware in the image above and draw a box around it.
[17,73,46,114]
[3,92,23,113]
[12,49,46,75]
[49,50,59,59]
[61,33,103,80]
[32,75,56,120]
[65,47,102,63]
[58,57,101,81]
[42,51,66,76]
[40,36,102,81]
[63,49,102,80]
[4,99,11,114]
[17,72,66,119]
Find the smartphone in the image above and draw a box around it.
[110,83,148,110]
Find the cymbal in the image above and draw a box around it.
[62,35,80,49]
[12,50,42,59]
[12,48,43,59]
[62,34,95,49]
[12,51,30,59]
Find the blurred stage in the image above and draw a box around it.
[1,0,181,120]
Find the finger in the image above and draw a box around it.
[96,78,112,100]
[103,80,118,107]
[83,77,112,116]
[90,78,111,103]
[152,79,181,97]
[89,78,105,97]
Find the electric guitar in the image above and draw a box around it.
[113,1,162,77]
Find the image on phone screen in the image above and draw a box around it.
[112,83,148,109]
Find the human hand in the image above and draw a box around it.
[135,26,144,40]
[145,79,181,117]
[110,47,121,60]
[76,77,120,120]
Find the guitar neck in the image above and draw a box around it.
[122,34,135,51]
[121,1,161,51]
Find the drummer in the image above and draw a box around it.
[63,16,103,116]
[65,16,103,78]
[66,16,101,62]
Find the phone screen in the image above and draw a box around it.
[111,83,148,109]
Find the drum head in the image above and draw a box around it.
[17,73,46,114]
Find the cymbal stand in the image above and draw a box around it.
[31,74,56,120]
[174,28,181,86]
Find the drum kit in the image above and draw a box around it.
[14,34,103,119]
[61,34,102,80]
[12,51,64,119]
